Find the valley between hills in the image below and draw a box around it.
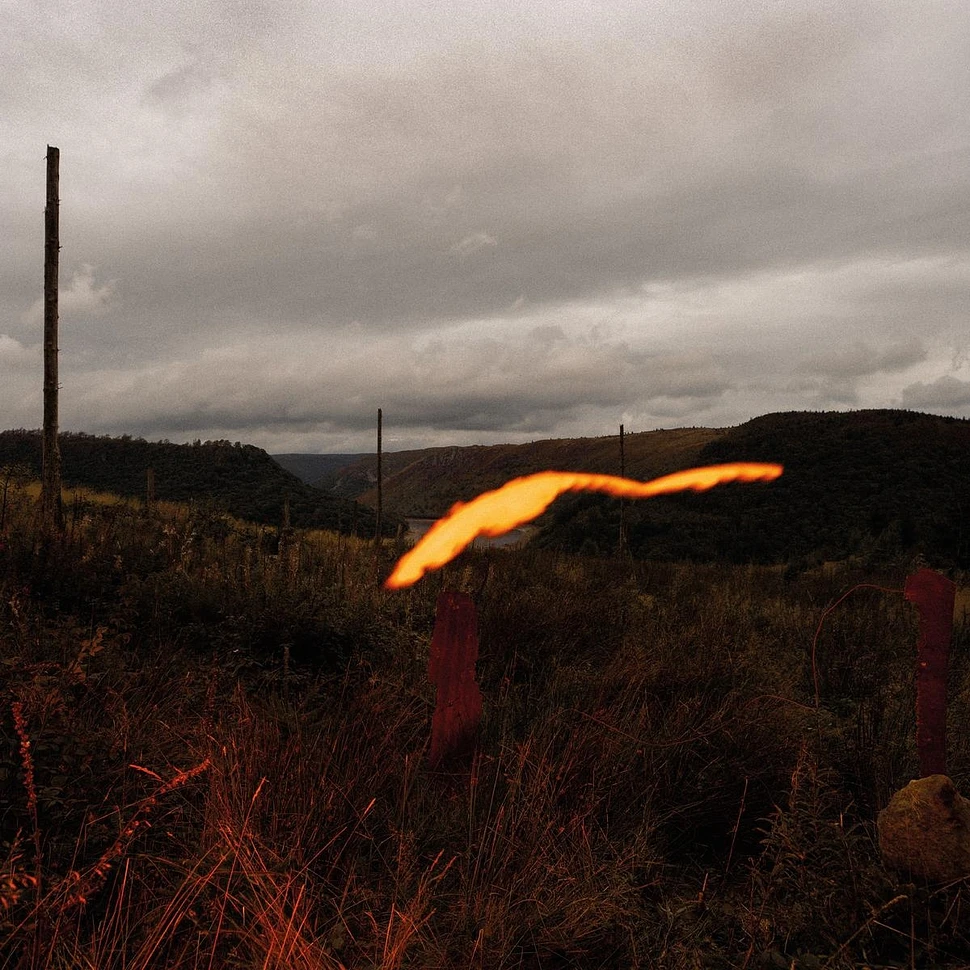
[3,407,969,568]
[276,408,970,570]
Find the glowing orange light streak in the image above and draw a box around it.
[385,462,782,588]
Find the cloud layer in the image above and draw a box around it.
[3,0,970,452]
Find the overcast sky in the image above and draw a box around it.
[3,0,969,453]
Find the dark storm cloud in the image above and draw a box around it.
[64,326,729,446]
[121,18,969,333]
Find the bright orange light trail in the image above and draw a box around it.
[385,462,782,589]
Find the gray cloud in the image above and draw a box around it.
[2,0,970,453]
[801,339,927,380]
[900,375,970,410]
[61,327,728,443]
[22,264,118,327]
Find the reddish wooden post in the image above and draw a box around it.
[427,591,482,768]
[904,568,956,777]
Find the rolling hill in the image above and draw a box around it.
[305,409,970,567]
[9,409,967,566]
[0,430,398,534]
[536,409,970,568]
[312,427,725,515]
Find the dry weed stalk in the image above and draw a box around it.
[0,869,39,914]
[10,701,41,895]
[59,757,211,912]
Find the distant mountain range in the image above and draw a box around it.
[271,453,365,485]
[281,410,970,568]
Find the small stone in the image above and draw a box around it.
[877,775,970,883]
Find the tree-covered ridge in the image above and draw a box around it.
[537,409,970,568]
[0,430,398,534]
[4,409,966,564]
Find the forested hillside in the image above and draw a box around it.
[537,409,970,568]
[312,410,970,568]
[0,430,398,533]
[6,410,966,565]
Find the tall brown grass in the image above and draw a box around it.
[0,475,968,967]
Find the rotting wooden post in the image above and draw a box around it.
[41,145,63,532]
[905,567,956,777]
[375,407,383,544]
[427,591,482,769]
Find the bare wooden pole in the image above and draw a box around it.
[42,146,63,532]
[618,423,626,554]
[375,407,383,542]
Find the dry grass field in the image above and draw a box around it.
[1,476,969,968]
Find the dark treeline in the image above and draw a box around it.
[537,409,970,569]
[4,409,968,565]
[0,429,400,534]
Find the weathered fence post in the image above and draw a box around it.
[904,567,956,777]
[41,145,63,533]
[427,591,482,769]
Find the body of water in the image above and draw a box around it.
[405,518,534,548]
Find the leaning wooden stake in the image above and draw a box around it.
[41,145,63,532]
[904,567,956,777]
[427,591,482,768]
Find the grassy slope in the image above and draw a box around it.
[2,476,970,967]
[321,427,725,516]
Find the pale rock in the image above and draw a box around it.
[877,774,970,883]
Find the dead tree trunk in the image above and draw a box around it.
[42,146,63,532]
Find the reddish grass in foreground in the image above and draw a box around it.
[0,483,969,967]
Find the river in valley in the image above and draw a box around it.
[404,518,535,548]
